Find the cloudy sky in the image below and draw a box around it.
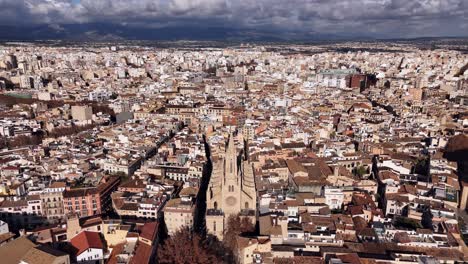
[1,0,468,38]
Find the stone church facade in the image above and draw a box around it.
[206,133,256,239]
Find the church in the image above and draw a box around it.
[205,132,256,239]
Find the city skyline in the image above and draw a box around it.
[0,1,467,264]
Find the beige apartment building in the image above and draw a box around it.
[163,187,197,234]
[40,182,66,223]
[163,198,195,234]
[71,105,93,121]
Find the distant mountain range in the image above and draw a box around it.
[0,23,373,42]
[0,23,466,43]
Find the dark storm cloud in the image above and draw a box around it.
[0,0,467,37]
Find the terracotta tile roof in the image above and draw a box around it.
[357,227,377,238]
[385,193,409,203]
[352,193,377,210]
[398,184,417,195]
[80,216,103,228]
[70,231,104,256]
[331,214,354,225]
[130,242,153,264]
[352,216,367,231]
[237,236,258,250]
[119,179,146,189]
[274,256,323,264]
[63,188,96,198]
[337,253,362,264]
[393,232,411,243]
[0,237,36,264]
[140,222,158,242]
[106,243,125,264]
[379,170,400,181]
[286,159,307,174]
[49,182,66,188]
[348,205,364,216]
[179,186,199,196]
[22,245,68,264]
[121,203,139,211]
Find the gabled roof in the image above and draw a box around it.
[22,245,68,264]
[130,242,153,264]
[140,222,158,242]
[0,237,68,264]
[0,237,36,264]
[70,231,104,256]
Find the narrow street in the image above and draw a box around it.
[193,134,213,236]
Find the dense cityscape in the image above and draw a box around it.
[0,40,466,264]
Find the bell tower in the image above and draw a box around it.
[222,132,241,216]
[224,132,238,181]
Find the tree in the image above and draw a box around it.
[413,157,430,176]
[158,227,225,264]
[394,216,422,230]
[223,214,255,255]
[112,171,130,183]
[421,208,433,230]
[354,165,368,178]
[6,134,43,148]
[48,124,97,138]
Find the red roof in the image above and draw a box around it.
[2,166,19,171]
[130,243,153,264]
[140,222,158,242]
[70,231,104,256]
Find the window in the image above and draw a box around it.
[213,221,216,232]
